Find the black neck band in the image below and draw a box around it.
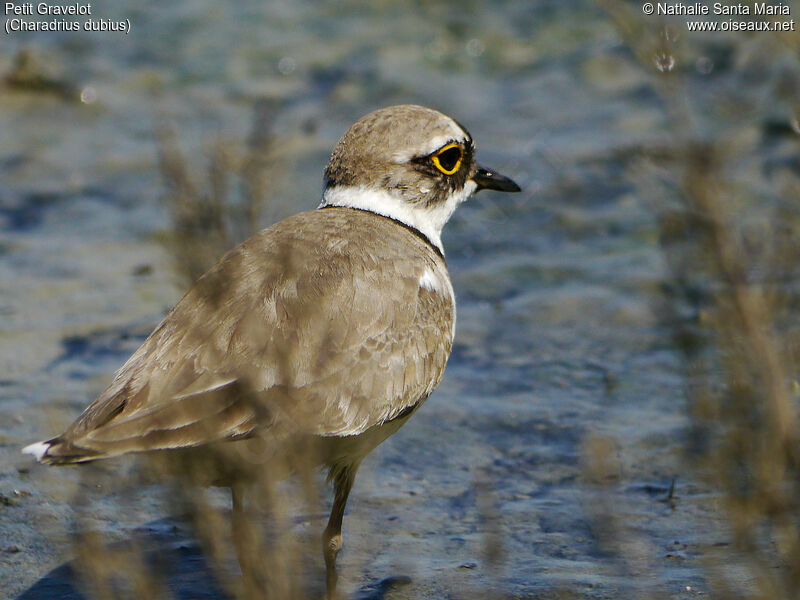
[318,204,446,262]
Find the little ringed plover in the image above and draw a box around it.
[23,104,520,596]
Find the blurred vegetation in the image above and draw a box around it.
[58,3,800,599]
[155,98,283,286]
[587,1,800,598]
[1,49,79,100]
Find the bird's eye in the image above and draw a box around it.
[431,143,463,176]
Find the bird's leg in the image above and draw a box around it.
[322,463,359,599]
[231,483,263,599]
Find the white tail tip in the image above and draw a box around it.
[22,441,50,462]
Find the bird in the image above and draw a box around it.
[22,104,520,597]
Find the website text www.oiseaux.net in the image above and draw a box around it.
[686,18,794,31]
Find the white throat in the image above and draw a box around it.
[319,181,477,255]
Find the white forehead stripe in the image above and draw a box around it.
[391,131,468,164]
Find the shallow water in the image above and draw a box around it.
[1,1,795,598]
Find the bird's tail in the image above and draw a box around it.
[22,437,102,465]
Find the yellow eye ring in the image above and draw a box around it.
[431,143,463,176]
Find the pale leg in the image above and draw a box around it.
[322,464,359,599]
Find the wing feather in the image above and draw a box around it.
[50,209,454,460]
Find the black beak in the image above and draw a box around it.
[472,166,521,193]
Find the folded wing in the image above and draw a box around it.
[38,209,453,464]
